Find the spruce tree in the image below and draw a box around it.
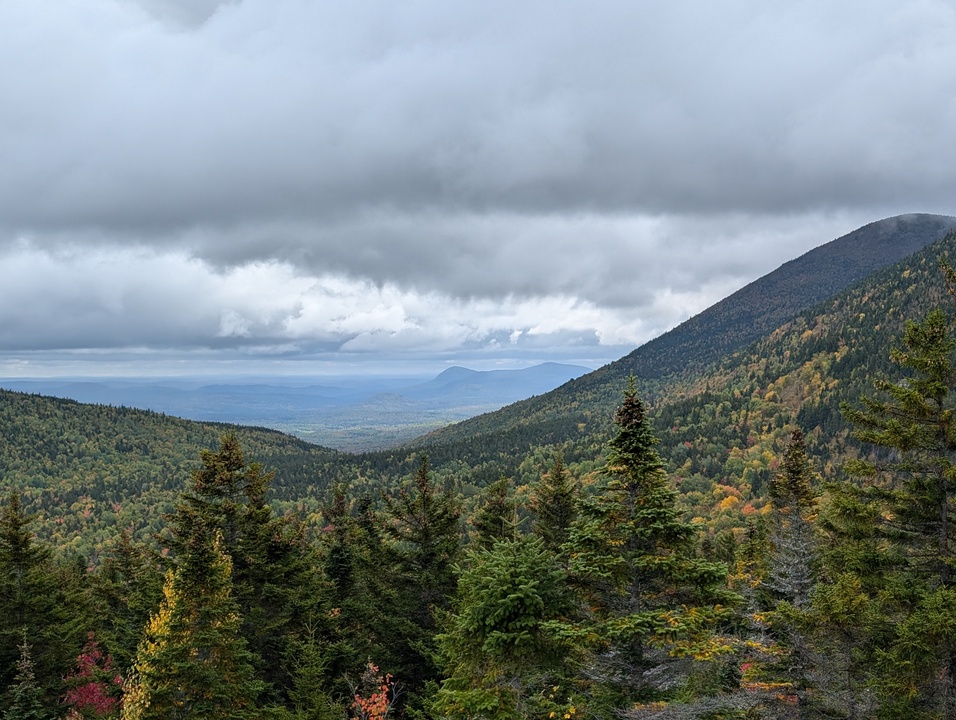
[561,379,737,708]
[166,435,323,706]
[766,429,817,608]
[841,307,956,586]
[0,493,79,708]
[530,452,577,557]
[823,278,956,717]
[2,640,50,720]
[470,477,518,549]
[122,529,261,720]
[383,456,462,699]
[434,536,574,720]
[91,530,165,674]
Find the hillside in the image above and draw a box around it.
[5,214,956,554]
[387,214,956,482]
[0,391,356,554]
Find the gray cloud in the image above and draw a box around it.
[0,0,954,371]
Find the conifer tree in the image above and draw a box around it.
[530,452,577,557]
[560,379,737,709]
[759,429,820,717]
[166,435,323,706]
[383,456,462,699]
[766,428,817,608]
[470,477,517,549]
[0,493,79,708]
[122,528,261,719]
[823,274,956,717]
[2,640,50,720]
[91,531,165,674]
[434,536,574,720]
[316,488,405,699]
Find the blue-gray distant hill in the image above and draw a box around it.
[0,362,590,453]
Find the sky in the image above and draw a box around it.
[2,0,956,378]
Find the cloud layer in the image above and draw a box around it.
[2,0,955,373]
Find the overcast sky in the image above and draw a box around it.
[2,0,955,377]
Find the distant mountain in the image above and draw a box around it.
[392,214,956,480]
[6,214,956,552]
[0,362,590,453]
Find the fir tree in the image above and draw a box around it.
[470,477,518,549]
[2,639,50,720]
[766,429,818,608]
[560,379,737,709]
[122,529,261,720]
[530,452,577,557]
[434,536,574,720]
[383,456,462,700]
[91,531,165,674]
[0,493,80,708]
[166,435,323,706]
[823,276,956,717]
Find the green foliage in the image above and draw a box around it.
[469,477,518,548]
[529,452,578,556]
[122,530,262,719]
[434,536,575,720]
[0,492,85,708]
[2,640,51,720]
[558,381,738,709]
[818,289,956,716]
[166,434,326,707]
[382,456,463,700]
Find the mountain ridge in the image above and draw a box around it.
[395,213,956,479]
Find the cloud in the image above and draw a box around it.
[1,0,955,372]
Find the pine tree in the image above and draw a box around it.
[560,379,737,709]
[122,529,261,720]
[530,452,577,557]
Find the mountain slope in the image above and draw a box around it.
[388,214,956,481]
[0,390,354,553]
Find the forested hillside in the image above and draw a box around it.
[369,214,956,486]
[0,392,355,554]
[8,218,956,718]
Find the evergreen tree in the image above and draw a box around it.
[757,429,820,717]
[91,531,165,674]
[470,477,517,549]
[316,488,405,700]
[530,452,577,557]
[2,639,51,720]
[383,456,462,699]
[122,529,261,719]
[0,493,80,708]
[823,285,956,717]
[166,435,323,706]
[433,536,574,720]
[766,429,818,608]
[560,379,737,710]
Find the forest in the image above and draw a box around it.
[6,262,956,720]
[6,232,956,719]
